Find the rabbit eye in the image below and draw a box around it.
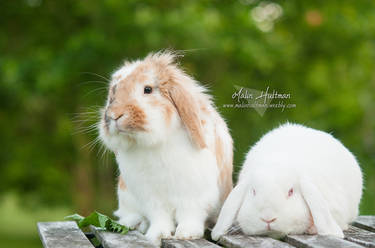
[288,188,294,197]
[144,86,152,94]
[252,189,256,196]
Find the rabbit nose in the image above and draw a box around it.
[261,218,277,224]
[113,113,123,120]
[105,110,123,125]
[106,109,124,120]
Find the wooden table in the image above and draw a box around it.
[37,215,375,248]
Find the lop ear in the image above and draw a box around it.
[211,183,247,241]
[299,175,344,238]
[166,82,206,149]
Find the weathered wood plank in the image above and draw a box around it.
[344,225,375,248]
[37,217,375,248]
[90,226,156,248]
[219,234,294,248]
[37,221,94,248]
[285,234,363,248]
[162,238,221,248]
[353,216,375,232]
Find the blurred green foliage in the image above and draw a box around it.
[0,0,374,247]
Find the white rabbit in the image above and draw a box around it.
[98,51,233,245]
[212,123,362,240]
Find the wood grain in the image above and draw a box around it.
[285,234,363,248]
[37,221,93,248]
[352,216,375,232]
[344,225,375,248]
[219,233,294,248]
[162,238,221,248]
[90,226,156,248]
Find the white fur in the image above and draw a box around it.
[99,56,232,245]
[212,123,363,240]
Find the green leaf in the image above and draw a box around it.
[108,220,129,234]
[78,211,106,228]
[64,213,84,222]
[65,211,129,234]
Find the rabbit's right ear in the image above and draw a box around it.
[299,175,344,238]
[211,183,247,241]
[163,81,206,149]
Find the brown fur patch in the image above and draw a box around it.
[222,163,233,200]
[215,132,233,200]
[164,82,206,149]
[124,63,149,85]
[112,61,152,104]
[215,135,224,170]
[123,104,147,131]
[164,104,174,126]
[116,70,146,98]
[108,102,147,131]
[118,176,127,191]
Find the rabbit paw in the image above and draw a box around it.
[145,222,174,245]
[211,226,224,241]
[175,221,204,239]
[118,213,143,229]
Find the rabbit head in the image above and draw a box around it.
[237,167,312,235]
[212,123,360,241]
[99,51,207,151]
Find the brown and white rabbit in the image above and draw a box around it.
[98,51,233,245]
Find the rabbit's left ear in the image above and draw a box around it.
[211,183,247,241]
[164,81,206,149]
[299,175,344,238]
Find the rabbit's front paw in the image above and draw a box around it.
[211,226,224,241]
[118,213,143,229]
[145,222,174,245]
[175,221,204,239]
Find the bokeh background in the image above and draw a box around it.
[1,0,374,247]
